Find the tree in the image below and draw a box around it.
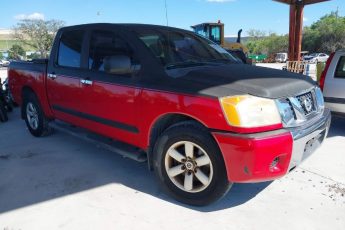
[27,52,41,60]
[13,19,64,58]
[245,32,288,56]
[0,52,3,60]
[247,29,266,41]
[303,12,345,53]
[8,44,25,60]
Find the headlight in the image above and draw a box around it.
[219,95,282,128]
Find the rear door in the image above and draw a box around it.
[75,29,140,146]
[324,52,345,114]
[46,29,87,124]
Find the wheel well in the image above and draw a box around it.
[21,86,35,119]
[147,114,207,170]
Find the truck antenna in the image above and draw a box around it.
[164,0,169,26]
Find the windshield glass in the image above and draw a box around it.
[134,28,238,69]
[310,53,318,57]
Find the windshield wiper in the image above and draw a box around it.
[166,61,212,70]
[205,58,239,64]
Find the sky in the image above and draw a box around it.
[1,0,343,36]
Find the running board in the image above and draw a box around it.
[50,121,147,162]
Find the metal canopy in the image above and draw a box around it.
[274,0,330,5]
[273,0,330,61]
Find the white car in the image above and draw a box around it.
[320,49,345,115]
[0,60,10,67]
[303,53,329,63]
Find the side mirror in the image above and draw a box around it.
[104,55,138,75]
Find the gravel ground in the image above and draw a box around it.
[0,109,344,230]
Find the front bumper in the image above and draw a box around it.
[212,108,331,183]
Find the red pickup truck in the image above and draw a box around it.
[8,24,331,206]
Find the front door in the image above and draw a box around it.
[76,29,140,146]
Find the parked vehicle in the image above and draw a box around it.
[304,53,329,63]
[0,60,10,67]
[8,24,331,206]
[0,79,8,122]
[275,52,288,63]
[320,49,345,116]
[300,51,309,60]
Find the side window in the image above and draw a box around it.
[335,56,345,79]
[88,30,133,74]
[58,30,84,68]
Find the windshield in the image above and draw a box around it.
[310,53,318,57]
[134,28,239,69]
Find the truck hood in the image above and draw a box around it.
[171,64,316,99]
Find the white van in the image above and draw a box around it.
[275,53,288,63]
[320,49,345,115]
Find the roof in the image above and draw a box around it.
[60,23,191,33]
[191,22,224,29]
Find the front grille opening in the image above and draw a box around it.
[296,92,316,116]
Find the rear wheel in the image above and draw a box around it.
[153,122,232,206]
[23,93,51,137]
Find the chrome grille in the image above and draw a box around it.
[296,92,316,115]
[276,87,324,128]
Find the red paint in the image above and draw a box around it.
[8,68,54,118]
[213,131,293,182]
[9,67,290,183]
[319,52,335,91]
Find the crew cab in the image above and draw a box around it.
[8,24,331,206]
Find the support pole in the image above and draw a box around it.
[288,4,296,61]
[294,3,304,61]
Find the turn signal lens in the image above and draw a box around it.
[219,95,282,128]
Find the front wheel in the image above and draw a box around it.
[153,122,232,206]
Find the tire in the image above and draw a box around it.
[23,92,51,137]
[0,100,8,122]
[153,122,232,206]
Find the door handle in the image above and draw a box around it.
[81,79,93,85]
[48,73,57,79]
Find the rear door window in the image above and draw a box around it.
[57,30,84,68]
[88,30,133,74]
[335,56,345,79]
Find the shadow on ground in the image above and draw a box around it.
[327,113,345,138]
[1,109,342,213]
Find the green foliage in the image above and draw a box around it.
[246,12,345,56]
[13,19,64,58]
[27,52,41,60]
[302,12,345,53]
[245,31,288,56]
[8,44,25,60]
[0,52,3,60]
[0,40,32,51]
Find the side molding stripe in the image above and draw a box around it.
[52,105,139,133]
